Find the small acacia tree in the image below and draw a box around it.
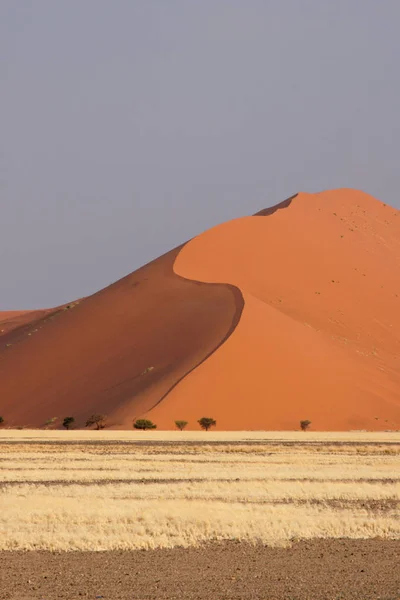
[198,417,216,431]
[133,419,157,430]
[0,416,4,427]
[62,416,75,430]
[300,419,311,431]
[175,420,188,431]
[86,414,107,430]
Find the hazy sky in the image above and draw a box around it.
[2,1,400,309]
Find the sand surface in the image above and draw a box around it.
[149,189,400,429]
[0,310,47,335]
[1,188,399,430]
[0,248,241,428]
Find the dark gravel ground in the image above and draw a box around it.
[1,539,399,600]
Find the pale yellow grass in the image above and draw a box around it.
[2,499,398,551]
[1,429,399,442]
[5,479,399,503]
[1,451,398,483]
[0,432,398,551]
[1,460,398,483]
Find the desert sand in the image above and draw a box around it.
[0,310,45,335]
[0,248,241,428]
[150,189,400,429]
[1,188,399,430]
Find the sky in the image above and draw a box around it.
[1,1,400,309]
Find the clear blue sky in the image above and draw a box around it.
[2,1,400,309]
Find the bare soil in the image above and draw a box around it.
[1,539,399,600]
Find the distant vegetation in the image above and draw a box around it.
[62,417,75,430]
[300,419,312,431]
[133,419,157,430]
[141,366,154,375]
[175,420,188,431]
[85,414,107,430]
[198,417,216,431]
[0,416,4,426]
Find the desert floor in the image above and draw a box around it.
[0,430,399,599]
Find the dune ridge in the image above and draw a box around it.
[0,246,242,428]
[1,188,399,430]
[148,189,400,430]
[0,310,49,336]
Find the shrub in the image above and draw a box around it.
[300,419,311,431]
[85,414,107,430]
[141,366,154,375]
[198,417,216,431]
[0,416,4,426]
[62,416,75,430]
[44,416,57,428]
[175,420,188,431]
[133,419,157,430]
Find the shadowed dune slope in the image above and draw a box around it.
[253,193,297,216]
[0,311,29,323]
[0,306,75,345]
[148,189,400,430]
[0,247,242,428]
[0,310,48,336]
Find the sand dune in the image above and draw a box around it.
[0,310,47,335]
[0,311,29,322]
[0,248,241,428]
[1,189,399,429]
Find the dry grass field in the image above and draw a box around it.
[1,430,399,552]
[1,430,399,598]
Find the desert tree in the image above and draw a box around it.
[300,419,311,431]
[133,419,157,430]
[85,414,107,430]
[0,416,4,427]
[62,416,75,430]
[198,417,216,431]
[175,420,188,431]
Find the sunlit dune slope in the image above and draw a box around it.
[148,189,400,430]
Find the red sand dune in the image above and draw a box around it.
[0,248,241,428]
[1,189,399,430]
[0,310,43,334]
